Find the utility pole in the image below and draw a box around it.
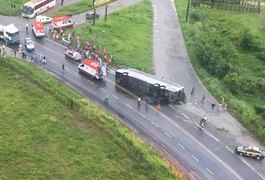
[104,4,108,22]
[185,0,191,22]
[93,6,96,26]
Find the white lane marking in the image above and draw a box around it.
[185,73,190,79]
[88,80,95,85]
[45,37,67,48]
[113,95,119,100]
[241,159,250,167]
[139,113,146,119]
[177,143,185,150]
[164,132,172,139]
[151,121,158,128]
[226,146,234,153]
[192,155,199,162]
[205,167,213,175]
[125,103,133,109]
[210,134,219,142]
[169,105,175,110]
[182,113,190,119]
[257,173,265,180]
[100,87,106,92]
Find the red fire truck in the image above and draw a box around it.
[78,59,104,80]
[32,21,45,37]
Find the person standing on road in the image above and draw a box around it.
[138,97,141,107]
[191,86,195,96]
[62,63,65,71]
[211,102,216,110]
[26,23,29,33]
[104,95,109,104]
[201,94,205,104]
[156,101,161,111]
[42,54,46,64]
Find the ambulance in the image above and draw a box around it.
[52,16,75,30]
[32,21,45,37]
[78,59,104,80]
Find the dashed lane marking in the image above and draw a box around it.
[138,113,146,119]
[225,146,234,153]
[192,155,199,162]
[125,103,133,109]
[113,95,119,100]
[100,88,106,92]
[205,167,213,175]
[164,132,172,139]
[182,113,190,119]
[151,121,158,128]
[241,159,250,167]
[210,134,219,142]
[169,105,175,110]
[178,143,185,150]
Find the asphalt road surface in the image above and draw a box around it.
[1,0,265,179]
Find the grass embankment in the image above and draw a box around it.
[66,1,153,73]
[0,56,186,179]
[175,1,265,144]
[0,0,28,16]
[50,0,116,17]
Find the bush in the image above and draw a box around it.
[239,28,262,51]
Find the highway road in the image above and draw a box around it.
[1,0,265,179]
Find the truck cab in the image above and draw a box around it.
[0,24,20,44]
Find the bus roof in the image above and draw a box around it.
[24,0,47,7]
[116,68,184,92]
[83,59,101,69]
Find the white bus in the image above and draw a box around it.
[21,0,56,19]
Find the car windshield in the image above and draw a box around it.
[243,146,251,151]
[22,5,34,15]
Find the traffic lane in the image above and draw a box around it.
[152,0,189,81]
[36,58,234,179]
[31,34,263,179]
[160,105,265,179]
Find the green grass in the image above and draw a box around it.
[66,1,153,72]
[50,0,116,17]
[176,1,265,144]
[0,57,186,179]
[0,0,28,16]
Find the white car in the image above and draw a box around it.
[36,15,52,24]
[24,38,35,51]
[65,48,82,61]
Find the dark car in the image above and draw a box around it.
[86,12,100,20]
[235,145,265,160]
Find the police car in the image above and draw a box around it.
[235,145,265,160]
[24,38,35,51]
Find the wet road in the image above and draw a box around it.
[1,1,265,179]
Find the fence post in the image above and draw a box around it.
[258,1,260,13]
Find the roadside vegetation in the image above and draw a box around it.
[0,0,28,16]
[50,0,116,17]
[65,1,153,72]
[175,1,265,144]
[0,56,186,179]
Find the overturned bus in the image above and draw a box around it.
[115,68,186,104]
